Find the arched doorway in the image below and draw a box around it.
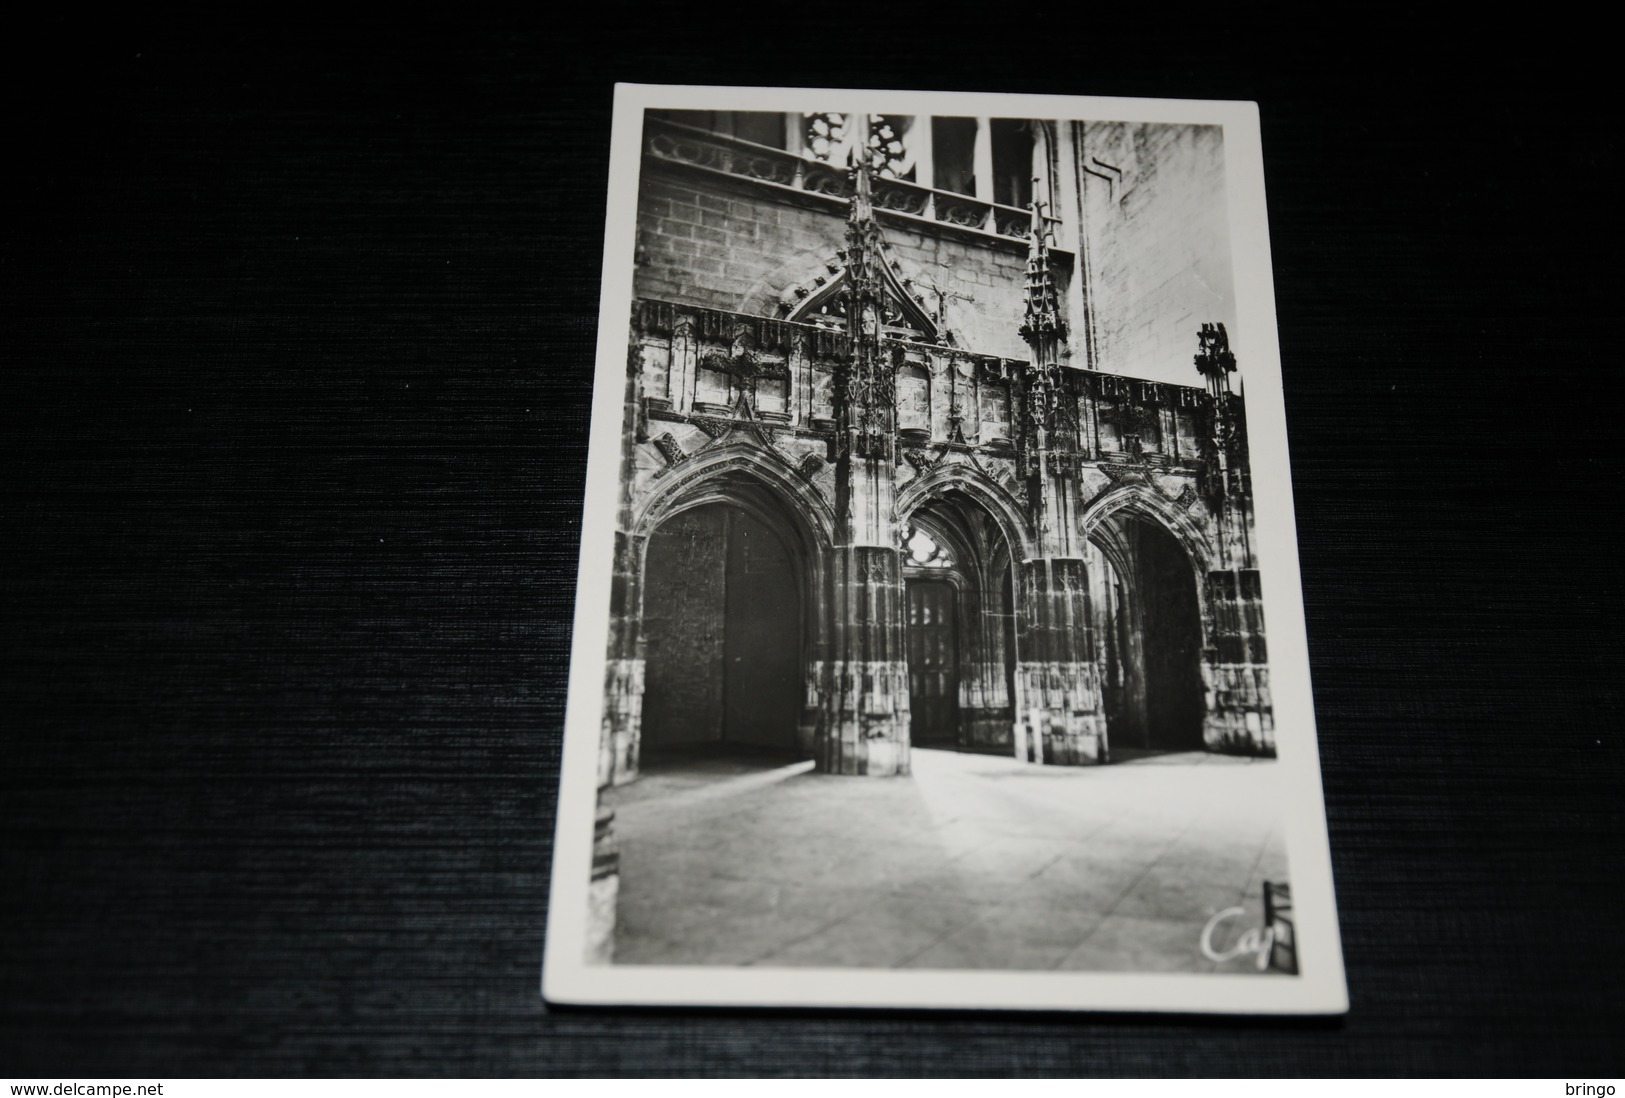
[900,490,1019,754]
[1091,510,1206,753]
[641,502,803,757]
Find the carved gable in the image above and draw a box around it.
[781,254,944,344]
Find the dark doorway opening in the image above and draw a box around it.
[1095,515,1205,753]
[900,493,1019,754]
[906,578,959,746]
[641,503,802,759]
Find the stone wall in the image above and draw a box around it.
[1076,122,1234,385]
[635,168,1053,362]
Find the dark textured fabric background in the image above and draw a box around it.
[4,11,1621,1078]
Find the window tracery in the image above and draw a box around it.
[905,525,953,569]
[803,113,915,179]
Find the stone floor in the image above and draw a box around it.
[607,745,1292,974]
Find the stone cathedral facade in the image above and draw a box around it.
[597,109,1272,794]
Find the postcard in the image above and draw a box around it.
[543,83,1347,1014]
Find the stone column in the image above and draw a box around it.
[603,340,647,786]
[816,162,910,776]
[1193,324,1272,756]
[1015,557,1106,764]
[972,117,994,202]
[1013,195,1109,765]
[585,802,619,963]
[1200,566,1272,756]
[957,565,1014,751]
[603,529,645,785]
[587,337,647,964]
[819,327,910,775]
[819,544,909,776]
[909,113,934,191]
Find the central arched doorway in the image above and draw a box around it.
[900,489,1020,754]
[1090,509,1206,753]
[641,502,803,758]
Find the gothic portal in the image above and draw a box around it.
[641,503,802,757]
[598,109,1273,790]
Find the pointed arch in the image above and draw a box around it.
[633,442,834,764]
[1083,485,1212,755]
[895,462,1036,561]
[1080,485,1215,576]
[633,441,836,554]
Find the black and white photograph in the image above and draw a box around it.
[10,17,1625,1079]
[544,85,1346,1014]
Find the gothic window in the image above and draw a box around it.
[867,115,913,179]
[1136,409,1162,451]
[906,525,953,569]
[804,112,851,164]
[650,109,1061,230]
[730,112,788,149]
[654,109,787,149]
[804,113,915,179]
[932,116,977,195]
[990,119,1034,210]
[897,365,930,435]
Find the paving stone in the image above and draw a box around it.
[902,901,1108,971]
[1055,914,1211,973]
[1016,851,1151,911]
[756,894,986,968]
[1109,864,1251,925]
[612,748,1293,972]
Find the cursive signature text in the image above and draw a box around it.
[1200,906,1276,970]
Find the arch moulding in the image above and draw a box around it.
[632,442,837,553]
[1080,484,1217,574]
[894,463,1037,561]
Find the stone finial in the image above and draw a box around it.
[1194,322,1237,396]
[1019,187,1065,346]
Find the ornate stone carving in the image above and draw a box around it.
[1194,321,1237,392]
[996,467,1027,507]
[902,449,934,473]
[851,546,897,584]
[1101,461,1152,486]
[653,433,683,467]
[1018,199,1066,345]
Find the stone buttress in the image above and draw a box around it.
[820,163,910,776]
[1015,197,1107,764]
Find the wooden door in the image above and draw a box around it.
[721,510,801,751]
[907,580,958,745]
